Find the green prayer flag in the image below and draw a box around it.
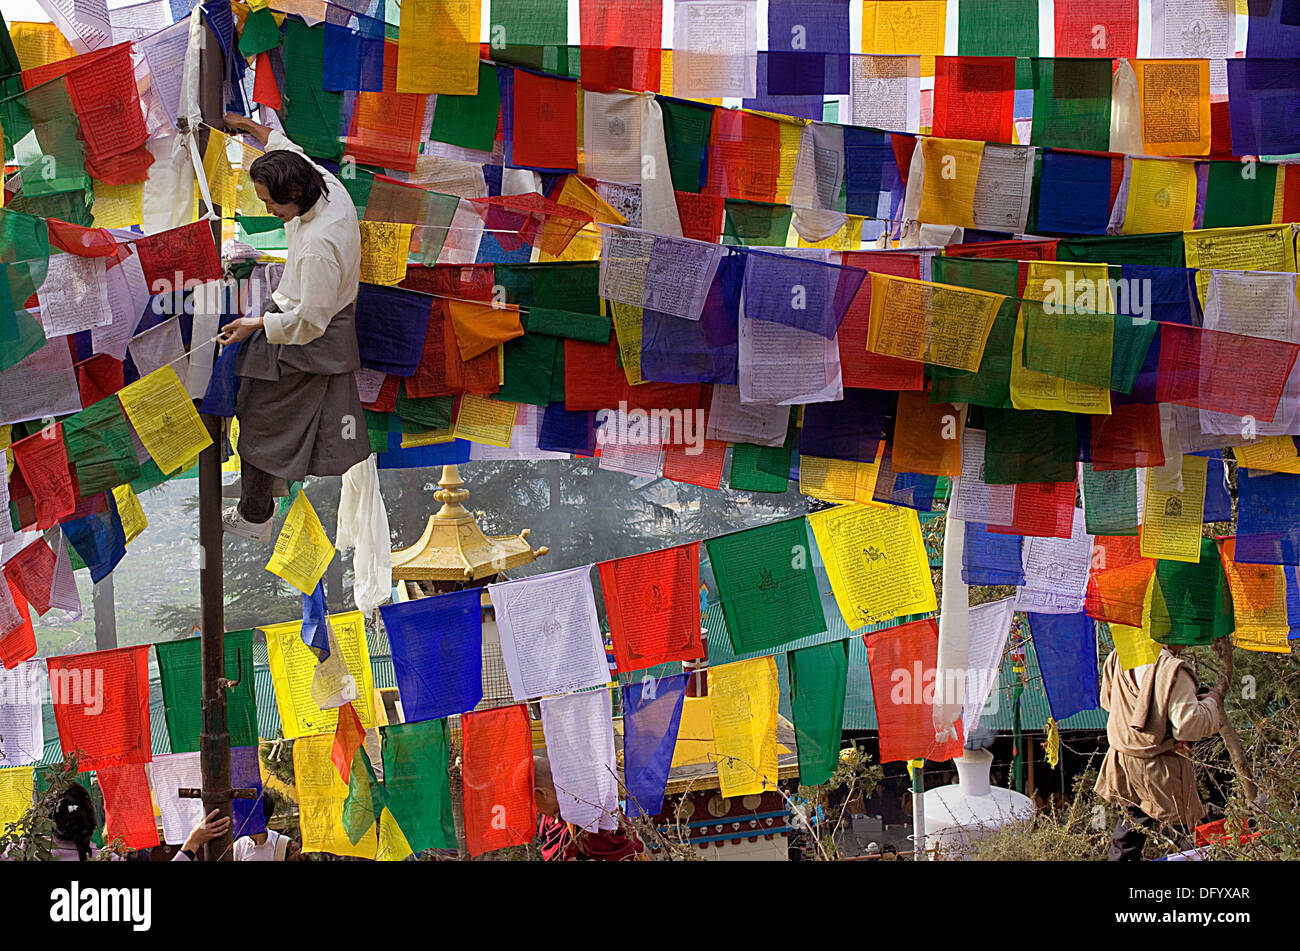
[524,306,611,343]
[928,257,1017,408]
[724,199,793,246]
[1055,233,1186,267]
[1109,313,1158,395]
[154,630,259,753]
[727,442,792,492]
[0,207,52,278]
[62,398,142,498]
[365,409,394,453]
[342,747,388,845]
[788,640,848,787]
[983,407,1077,484]
[705,518,827,654]
[958,0,1039,57]
[0,77,89,198]
[239,6,283,57]
[0,264,48,373]
[1148,538,1235,647]
[1021,299,1114,389]
[379,720,457,852]
[280,21,345,159]
[494,263,599,406]
[1081,465,1139,535]
[1202,160,1278,229]
[659,96,714,193]
[1030,58,1112,153]
[487,0,572,73]
[430,62,501,153]
[394,383,454,431]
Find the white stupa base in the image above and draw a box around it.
[922,748,1036,859]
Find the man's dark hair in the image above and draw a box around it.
[261,792,276,824]
[248,150,328,214]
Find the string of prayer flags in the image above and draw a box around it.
[809,502,937,628]
[539,688,620,832]
[866,273,1004,372]
[380,720,458,852]
[396,0,482,94]
[265,491,336,596]
[460,704,537,857]
[707,655,779,797]
[788,640,848,786]
[154,629,258,754]
[621,672,689,819]
[489,564,610,701]
[598,543,703,673]
[96,763,159,850]
[865,618,965,763]
[46,645,151,770]
[1147,537,1235,646]
[933,57,1015,143]
[1028,612,1100,721]
[116,366,213,476]
[705,518,826,653]
[0,660,43,765]
[262,610,375,739]
[379,588,483,723]
[294,732,377,859]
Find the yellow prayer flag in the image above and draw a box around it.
[10,22,76,70]
[375,807,415,861]
[1221,538,1293,654]
[202,132,239,213]
[358,221,414,285]
[396,0,482,94]
[112,485,148,547]
[1135,60,1211,157]
[451,393,519,447]
[292,733,377,859]
[861,0,946,76]
[262,610,375,739]
[1183,224,1298,303]
[775,116,805,205]
[707,656,779,797]
[808,502,938,628]
[1139,454,1208,563]
[797,217,864,250]
[1233,436,1300,475]
[1272,165,1288,224]
[917,137,984,229]
[1109,622,1162,670]
[91,181,143,230]
[610,300,644,385]
[265,491,336,595]
[400,427,456,448]
[866,272,1004,372]
[0,766,33,828]
[1122,159,1198,234]
[798,453,883,505]
[1011,262,1113,414]
[117,367,213,475]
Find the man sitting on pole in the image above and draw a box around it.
[216,112,369,542]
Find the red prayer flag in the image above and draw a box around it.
[943,238,1058,261]
[331,701,366,782]
[461,704,537,857]
[47,218,120,257]
[564,337,625,411]
[345,42,427,173]
[675,191,725,242]
[990,480,1079,538]
[662,443,727,489]
[865,618,966,764]
[933,57,1016,143]
[512,70,578,172]
[76,354,126,408]
[0,577,37,670]
[253,51,283,109]
[837,251,927,390]
[3,537,56,616]
[1156,322,1300,422]
[705,109,781,203]
[132,221,223,289]
[1085,535,1152,627]
[12,425,77,530]
[598,543,704,673]
[97,763,161,851]
[578,0,663,92]
[1090,403,1164,470]
[1210,100,1235,158]
[47,645,152,770]
[1053,0,1139,57]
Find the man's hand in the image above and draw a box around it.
[217,314,264,345]
[223,111,272,146]
[182,809,232,853]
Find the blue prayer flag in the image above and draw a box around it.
[1028,612,1099,722]
[380,588,484,722]
[621,673,688,819]
[963,521,1025,586]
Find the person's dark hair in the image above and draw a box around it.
[261,792,276,825]
[51,782,97,861]
[247,150,328,215]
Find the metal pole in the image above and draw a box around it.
[196,12,232,862]
[91,575,117,650]
[909,758,926,861]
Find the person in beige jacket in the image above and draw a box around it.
[1095,644,1225,861]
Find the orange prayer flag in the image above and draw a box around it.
[331,701,367,782]
[890,391,963,477]
[445,299,525,361]
[461,704,537,857]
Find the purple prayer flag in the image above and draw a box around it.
[741,249,866,339]
[1227,59,1300,157]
